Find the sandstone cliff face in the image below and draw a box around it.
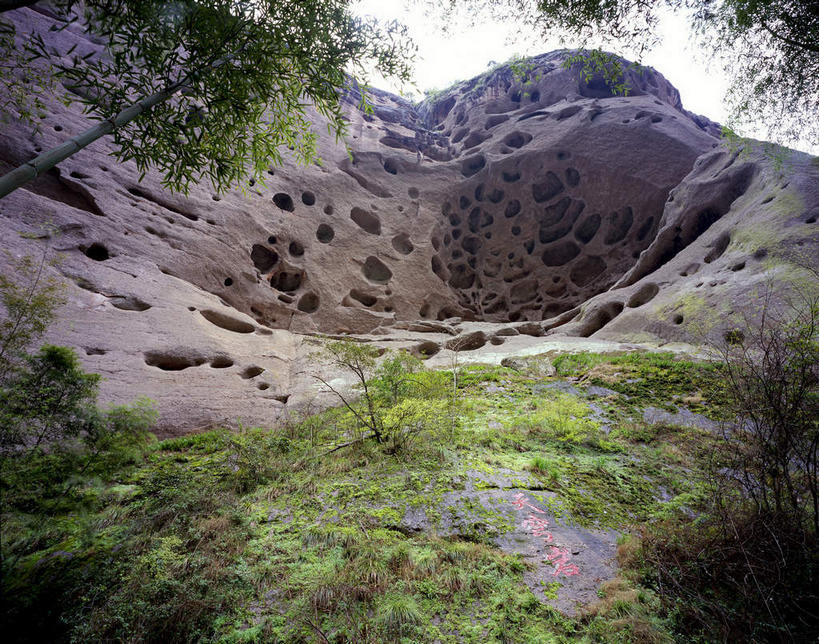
[1,8,817,433]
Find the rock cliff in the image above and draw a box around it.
[1,7,817,433]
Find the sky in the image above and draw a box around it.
[350,1,744,143]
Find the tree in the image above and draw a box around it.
[0,1,414,198]
[0,250,65,380]
[428,0,819,150]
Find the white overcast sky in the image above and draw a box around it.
[351,1,804,151]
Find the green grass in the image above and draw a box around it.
[1,353,728,643]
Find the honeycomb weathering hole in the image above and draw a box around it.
[297,292,320,313]
[362,256,392,283]
[391,233,414,255]
[84,243,110,261]
[250,244,279,272]
[144,349,207,371]
[628,283,660,308]
[200,309,256,334]
[273,192,294,212]
[316,224,334,243]
[504,131,533,149]
[350,207,381,235]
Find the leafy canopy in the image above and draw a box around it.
[2,1,415,193]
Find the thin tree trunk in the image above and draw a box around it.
[0,83,178,199]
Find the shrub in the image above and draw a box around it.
[0,344,100,449]
[636,285,819,641]
[313,340,452,452]
[0,252,65,380]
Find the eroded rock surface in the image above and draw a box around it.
[1,8,817,432]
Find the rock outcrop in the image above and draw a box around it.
[1,7,817,433]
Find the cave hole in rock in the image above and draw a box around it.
[241,365,264,379]
[502,171,521,183]
[350,289,377,307]
[459,195,471,210]
[730,261,746,272]
[223,277,233,286]
[574,213,601,244]
[289,241,304,257]
[362,256,392,284]
[704,230,731,263]
[532,172,564,203]
[391,233,414,255]
[674,314,684,325]
[301,191,316,206]
[270,270,303,292]
[408,187,419,199]
[452,229,462,240]
[474,184,485,201]
[383,158,399,174]
[487,188,505,204]
[210,356,234,368]
[268,235,277,244]
[273,193,294,211]
[449,213,462,226]
[297,292,320,313]
[461,155,486,178]
[627,283,660,308]
[504,131,533,149]
[452,127,469,143]
[110,296,151,312]
[542,241,581,266]
[316,224,334,243]
[257,383,270,390]
[463,131,490,149]
[510,279,539,304]
[350,207,381,235]
[200,309,256,333]
[144,350,207,371]
[84,243,110,261]
[569,256,606,287]
[413,341,440,358]
[577,302,624,337]
[323,204,334,215]
[462,235,481,255]
[603,207,634,244]
[505,200,522,218]
[250,244,279,272]
[565,167,581,187]
[529,90,541,102]
[485,114,510,129]
[448,264,475,289]
[555,104,582,121]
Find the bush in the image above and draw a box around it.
[635,286,819,641]
[313,340,452,452]
[711,289,819,533]
[0,344,100,449]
